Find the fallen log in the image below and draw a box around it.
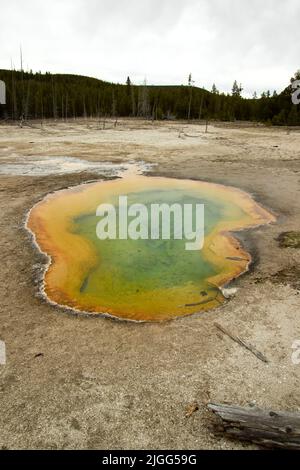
[208,403,300,450]
[214,322,269,363]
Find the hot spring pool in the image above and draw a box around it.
[27,173,275,321]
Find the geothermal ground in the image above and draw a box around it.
[0,119,299,449]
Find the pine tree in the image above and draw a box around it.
[232,80,242,97]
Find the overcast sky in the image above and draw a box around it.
[1,0,299,97]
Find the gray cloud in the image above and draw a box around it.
[0,0,299,96]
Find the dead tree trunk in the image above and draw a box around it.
[188,88,192,121]
[65,94,68,121]
[208,403,300,450]
[131,86,136,117]
[51,77,57,120]
[198,94,204,122]
[205,119,209,133]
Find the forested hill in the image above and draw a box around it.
[0,69,299,125]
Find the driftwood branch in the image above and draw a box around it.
[214,322,268,363]
[208,403,300,450]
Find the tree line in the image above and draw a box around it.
[0,69,299,125]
